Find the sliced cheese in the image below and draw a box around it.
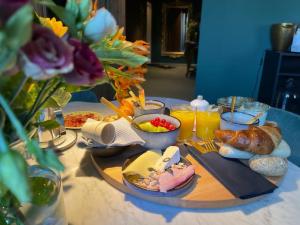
[122,150,161,177]
[154,146,180,171]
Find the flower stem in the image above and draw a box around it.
[9,76,28,106]
[35,81,62,112]
[0,108,6,129]
[26,80,51,120]
[0,129,9,153]
[24,81,62,129]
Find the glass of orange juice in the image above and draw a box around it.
[170,105,194,141]
[196,108,220,140]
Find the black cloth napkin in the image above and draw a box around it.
[188,148,278,199]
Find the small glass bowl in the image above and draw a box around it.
[238,102,270,125]
[220,111,259,131]
[217,96,254,112]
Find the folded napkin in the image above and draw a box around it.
[188,148,278,199]
[79,118,145,148]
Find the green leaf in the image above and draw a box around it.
[112,40,123,48]
[0,45,18,73]
[0,151,31,202]
[0,212,6,225]
[94,46,149,67]
[66,0,79,19]
[5,4,33,50]
[27,140,64,171]
[106,65,134,78]
[0,130,9,153]
[0,94,64,172]
[35,119,60,130]
[63,83,92,93]
[0,182,8,198]
[45,87,71,108]
[78,0,91,22]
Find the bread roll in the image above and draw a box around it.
[215,125,282,154]
[249,155,288,176]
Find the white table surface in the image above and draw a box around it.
[60,98,300,225]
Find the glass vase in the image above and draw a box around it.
[20,165,67,225]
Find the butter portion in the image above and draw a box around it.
[154,146,180,171]
[122,150,162,177]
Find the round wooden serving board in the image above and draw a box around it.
[91,145,284,209]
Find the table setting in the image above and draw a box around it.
[58,93,290,208]
[0,1,299,225]
[57,96,300,225]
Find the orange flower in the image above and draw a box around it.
[132,40,150,56]
[104,27,150,104]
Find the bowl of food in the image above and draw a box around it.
[134,100,165,117]
[132,114,180,149]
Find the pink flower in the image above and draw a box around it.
[21,25,74,80]
[62,39,104,86]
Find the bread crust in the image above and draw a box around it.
[215,126,282,154]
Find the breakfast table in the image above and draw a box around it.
[60,97,300,225]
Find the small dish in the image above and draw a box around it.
[132,113,180,149]
[63,111,103,129]
[134,100,165,117]
[220,111,259,130]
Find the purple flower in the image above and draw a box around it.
[21,25,74,80]
[62,39,104,86]
[0,0,29,23]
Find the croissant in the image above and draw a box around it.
[215,125,282,154]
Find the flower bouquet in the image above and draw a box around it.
[0,0,149,224]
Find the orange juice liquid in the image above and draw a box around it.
[170,110,194,141]
[196,111,220,140]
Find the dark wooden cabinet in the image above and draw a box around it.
[258,50,300,113]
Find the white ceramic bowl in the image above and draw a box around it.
[134,100,165,117]
[132,114,180,149]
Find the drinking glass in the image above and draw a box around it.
[20,165,67,225]
[38,108,66,149]
[196,108,220,140]
[170,105,194,141]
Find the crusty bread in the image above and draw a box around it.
[215,125,282,154]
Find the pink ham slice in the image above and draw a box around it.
[158,165,195,192]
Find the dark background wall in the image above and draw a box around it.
[126,0,147,41]
[195,0,300,103]
[151,0,201,63]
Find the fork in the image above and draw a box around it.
[202,139,218,153]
